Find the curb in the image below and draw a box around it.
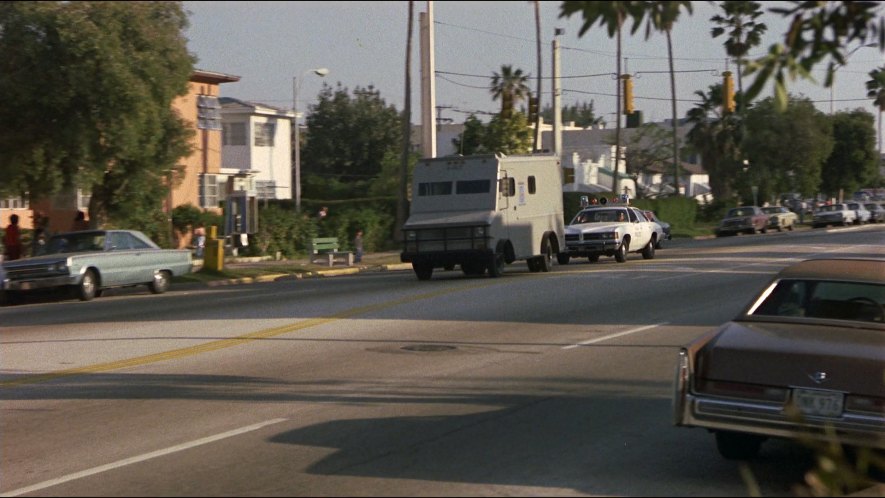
[191,261,413,288]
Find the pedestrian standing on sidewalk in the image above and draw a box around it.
[31,212,50,256]
[193,223,206,258]
[353,229,364,263]
[72,210,89,231]
[3,214,23,260]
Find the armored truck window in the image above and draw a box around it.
[418,182,453,196]
[499,178,516,197]
[456,180,490,194]
[528,176,536,194]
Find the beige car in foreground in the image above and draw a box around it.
[673,258,884,459]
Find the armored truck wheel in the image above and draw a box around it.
[413,260,433,280]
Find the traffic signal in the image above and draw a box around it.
[527,95,539,124]
[622,74,634,115]
[723,71,735,114]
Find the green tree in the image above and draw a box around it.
[490,64,531,118]
[637,1,694,195]
[685,84,744,203]
[483,113,533,155]
[821,110,878,199]
[743,1,884,111]
[0,1,195,227]
[711,1,768,113]
[867,67,885,110]
[563,1,884,113]
[452,115,488,155]
[452,114,532,156]
[301,83,403,201]
[617,123,676,198]
[541,101,605,129]
[742,96,833,204]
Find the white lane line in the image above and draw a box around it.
[562,322,668,350]
[1,418,288,497]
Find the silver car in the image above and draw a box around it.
[864,202,885,223]
[846,201,871,224]
[1,230,193,303]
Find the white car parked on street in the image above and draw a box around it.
[846,201,871,224]
[812,203,858,228]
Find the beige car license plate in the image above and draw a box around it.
[793,388,844,417]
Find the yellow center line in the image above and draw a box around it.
[1,281,498,388]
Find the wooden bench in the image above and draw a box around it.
[308,237,353,267]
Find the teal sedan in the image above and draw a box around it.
[1,230,193,303]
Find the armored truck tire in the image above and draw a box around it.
[526,258,540,272]
[461,261,486,276]
[537,235,554,272]
[488,253,505,278]
[413,260,433,280]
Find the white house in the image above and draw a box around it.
[220,97,294,200]
[542,123,712,203]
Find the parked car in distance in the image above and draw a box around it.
[673,258,885,460]
[865,202,885,223]
[0,229,193,304]
[561,205,658,264]
[761,205,798,232]
[846,201,871,225]
[812,203,858,228]
[714,206,769,237]
[643,210,671,248]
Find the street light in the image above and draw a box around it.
[830,43,876,115]
[293,67,329,212]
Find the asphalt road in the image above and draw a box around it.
[1,224,883,497]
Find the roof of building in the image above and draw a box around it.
[190,69,241,84]
[219,97,294,116]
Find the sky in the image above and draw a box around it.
[183,1,884,128]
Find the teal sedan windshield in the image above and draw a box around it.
[43,232,106,254]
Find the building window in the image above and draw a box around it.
[256,180,276,200]
[0,197,29,209]
[223,123,246,146]
[254,123,275,147]
[197,95,222,131]
[199,174,218,208]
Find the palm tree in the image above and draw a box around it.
[711,1,767,113]
[532,0,542,152]
[490,65,531,118]
[867,66,885,156]
[640,1,693,196]
[560,1,645,196]
[396,0,413,241]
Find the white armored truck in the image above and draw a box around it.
[401,154,565,280]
